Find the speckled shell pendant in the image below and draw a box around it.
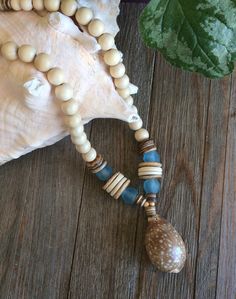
[145,215,186,273]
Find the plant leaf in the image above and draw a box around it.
[139,0,236,78]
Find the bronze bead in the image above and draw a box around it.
[145,215,186,273]
[138,139,157,154]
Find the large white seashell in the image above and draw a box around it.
[0,2,139,165]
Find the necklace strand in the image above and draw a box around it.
[0,0,186,273]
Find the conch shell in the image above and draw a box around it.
[0,1,138,165]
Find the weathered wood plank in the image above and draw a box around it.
[136,56,210,298]
[194,76,232,299]
[68,4,156,299]
[216,72,236,299]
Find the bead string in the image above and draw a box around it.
[0,0,162,219]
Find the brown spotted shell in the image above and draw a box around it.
[145,215,186,273]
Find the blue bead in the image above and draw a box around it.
[143,150,160,162]
[95,165,113,181]
[143,179,161,194]
[121,187,138,205]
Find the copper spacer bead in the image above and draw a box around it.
[138,139,157,155]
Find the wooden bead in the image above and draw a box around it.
[86,154,107,173]
[116,87,130,99]
[98,33,115,51]
[138,162,162,179]
[144,201,150,208]
[60,0,77,16]
[32,0,44,10]
[129,118,143,131]
[114,74,129,89]
[138,139,157,154]
[44,0,60,11]
[75,7,93,25]
[70,124,84,137]
[1,41,18,61]
[145,215,186,273]
[47,67,65,86]
[11,0,21,10]
[125,96,134,106]
[20,0,33,10]
[82,148,97,162]
[136,194,144,205]
[18,44,36,63]
[71,132,87,145]
[102,172,130,200]
[61,99,78,115]
[135,128,149,142]
[110,63,125,78]
[145,205,157,217]
[55,83,73,101]
[34,53,52,72]
[76,140,91,154]
[64,114,81,128]
[88,19,105,37]
[104,49,121,66]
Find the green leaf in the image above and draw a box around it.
[139,0,236,78]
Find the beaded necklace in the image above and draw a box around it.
[0,0,186,273]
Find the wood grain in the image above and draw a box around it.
[0,3,235,299]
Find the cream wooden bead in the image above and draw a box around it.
[110,63,125,78]
[71,132,87,145]
[125,96,134,106]
[76,140,91,154]
[20,0,33,10]
[82,148,97,162]
[60,0,77,16]
[114,74,129,89]
[1,41,18,61]
[132,105,138,114]
[129,118,143,131]
[44,0,60,11]
[88,19,105,37]
[18,44,36,63]
[61,99,78,115]
[32,0,44,10]
[11,0,21,10]
[34,53,52,72]
[135,128,149,142]
[47,68,65,86]
[55,83,73,101]
[98,33,114,51]
[75,7,93,25]
[104,49,121,66]
[70,124,84,137]
[64,114,81,128]
[116,87,130,99]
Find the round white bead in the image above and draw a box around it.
[34,53,52,72]
[20,0,33,10]
[71,132,87,145]
[47,68,65,86]
[55,83,73,101]
[32,0,44,10]
[70,124,84,137]
[75,7,93,25]
[98,33,115,51]
[116,87,130,99]
[125,96,134,106]
[1,41,18,61]
[76,141,91,154]
[11,0,21,10]
[132,105,138,114]
[44,0,60,11]
[64,114,81,128]
[109,63,125,78]
[18,44,36,63]
[88,19,105,37]
[82,148,97,162]
[61,99,78,115]
[129,118,143,131]
[114,74,129,89]
[135,128,149,142]
[60,0,77,16]
[104,49,121,66]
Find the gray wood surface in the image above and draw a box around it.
[0,4,235,299]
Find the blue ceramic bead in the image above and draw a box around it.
[143,179,161,194]
[121,187,138,205]
[143,150,160,162]
[95,165,113,181]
